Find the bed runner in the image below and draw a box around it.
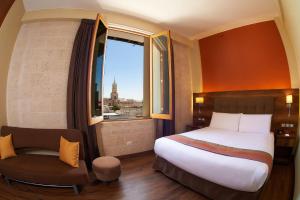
[166,135,273,174]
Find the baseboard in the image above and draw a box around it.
[116,150,154,160]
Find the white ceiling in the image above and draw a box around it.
[23,0,280,39]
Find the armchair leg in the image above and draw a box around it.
[72,185,80,195]
[4,176,10,185]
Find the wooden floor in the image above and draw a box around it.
[0,152,294,200]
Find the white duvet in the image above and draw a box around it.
[154,127,274,192]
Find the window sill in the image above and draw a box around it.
[102,117,152,123]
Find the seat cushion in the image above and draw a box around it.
[0,154,89,185]
[92,156,121,181]
[93,156,120,170]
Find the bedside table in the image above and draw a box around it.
[274,130,298,164]
[186,124,206,131]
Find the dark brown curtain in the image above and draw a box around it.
[156,41,176,138]
[67,19,99,167]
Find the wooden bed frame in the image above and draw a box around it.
[154,88,299,200]
[153,156,264,200]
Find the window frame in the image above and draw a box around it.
[150,30,173,120]
[87,14,108,125]
[87,14,173,123]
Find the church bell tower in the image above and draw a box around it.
[110,77,119,105]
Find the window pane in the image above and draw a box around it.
[91,21,107,118]
[103,37,144,120]
[152,34,170,115]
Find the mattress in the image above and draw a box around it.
[154,127,274,192]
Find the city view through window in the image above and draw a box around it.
[103,38,144,120]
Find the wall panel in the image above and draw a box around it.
[7,20,79,128]
[199,21,291,92]
[97,119,155,156]
[173,41,193,133]
[0,0,24,127]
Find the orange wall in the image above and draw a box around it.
[199,20,291,92]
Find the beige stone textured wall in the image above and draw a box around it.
[274,17,299,88]
[96,119,155,156]
[0,0,25,127]
[7,20,79,128]
[190,40,203,93]
[173,41,193,133]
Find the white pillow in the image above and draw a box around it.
[239,114,272,134]
[209,112,241,131]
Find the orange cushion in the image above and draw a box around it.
[59,136,79,168]
[0,134,16,159]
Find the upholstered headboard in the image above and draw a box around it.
[214,96,274,114]
[193,88,299,133]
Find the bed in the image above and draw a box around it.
[153,97,275,200]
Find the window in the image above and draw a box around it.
[103,32,145,120]
[87,14,173,124]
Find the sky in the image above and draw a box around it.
[103,39,144,101]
